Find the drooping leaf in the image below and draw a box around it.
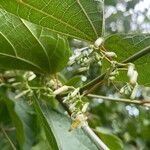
[0,9,71,74]
[0,0,104,42]
[32,95,59,150]
[0,92,37,150]
[104,34,150,85]
[32,95,98,150]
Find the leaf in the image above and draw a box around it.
[32,95,59,150]
[96,128,124,150]
[0,92,37,150]
[32,95,98,150]
[0,9,71,74]
[0,0,104,42]
[104,34,150,85]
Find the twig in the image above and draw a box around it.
[80,73,106,93]
[87,94,150,107]
[57,97,110,150]
[83,81,104,96]
[122,45,150,63]
[1,128,17,150]
[82,125,110,150]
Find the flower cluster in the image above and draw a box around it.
[63,88,89,130]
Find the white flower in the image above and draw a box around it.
[94,37,104,48]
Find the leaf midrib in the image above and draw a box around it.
[76,0,98,38]
[0,52,45,73]
[21,19,51,71]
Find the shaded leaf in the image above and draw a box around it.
[0,0,104,42]
[0,9,71,74]
[32,95,98,150]
[32,95,59,150]
[104,34,150,85]
[0,92,37,150]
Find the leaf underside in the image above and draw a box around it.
[0,9,71,74]
[40,102,98,150]
[0,0,104,42]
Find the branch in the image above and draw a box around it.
[87,94,150,107]
[82,125,110,150]
[56,96,110,150]
[122,45,150,63]
[80,73,106,93]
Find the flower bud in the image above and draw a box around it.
[127,64,135,78]
[53,86,69,95]
[94,37,104,48]
[130,84,138,99]
[109,76,116,81]
[70,88,80,98]
[24,71,36,81]
[130,70,138,85]
[105,52,117,58]
[82,103,89,113]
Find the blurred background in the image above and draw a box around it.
[105,0,150,34]
[69,0,150,149]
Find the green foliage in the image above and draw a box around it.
[104,34,150,85]
[0,91,37,150]
[0,0,150,150]
[36,101,98,150]
[0,0,104,42]
[0,9,71,74]
[31,95,59,150]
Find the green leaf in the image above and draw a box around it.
[96,128,124,150]
[0,9,71,74]
[32,95,98,150]
[0,92,37,150]
[32,95,59,150]
[0,0,104,42]
[104,34,150,85]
